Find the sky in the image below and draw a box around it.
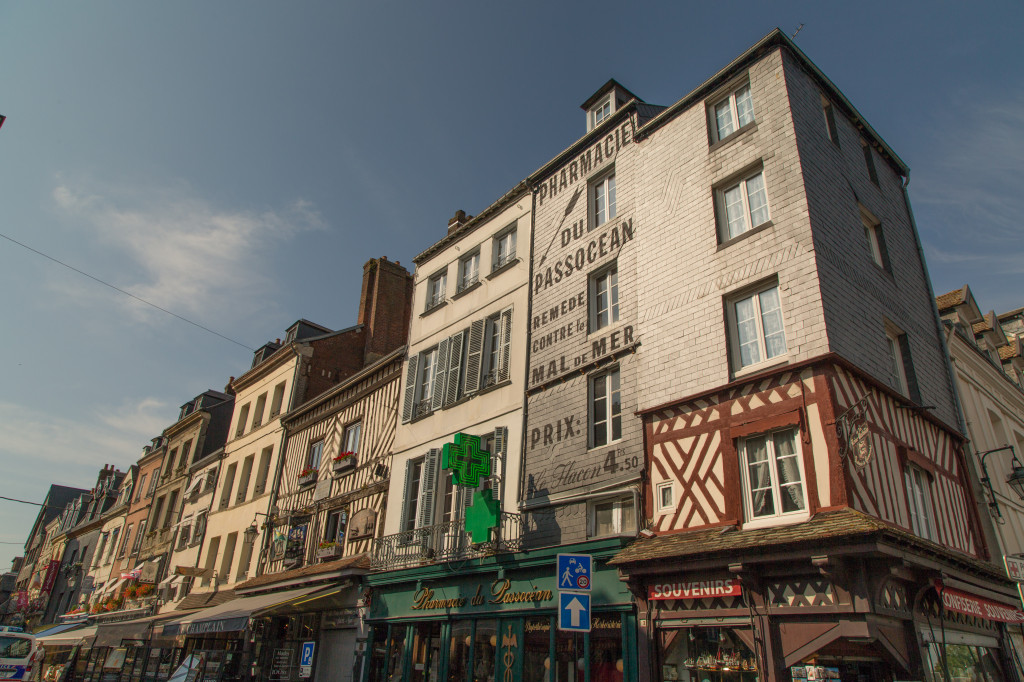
[2,2,1023,573]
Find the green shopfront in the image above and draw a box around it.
[363,541,637,682]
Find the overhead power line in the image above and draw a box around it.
[0,231,254,351]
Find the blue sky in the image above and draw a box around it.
[2,2,1022,573]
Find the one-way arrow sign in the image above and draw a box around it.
[558,591,591,632]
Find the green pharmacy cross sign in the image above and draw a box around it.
[442,433,499,543]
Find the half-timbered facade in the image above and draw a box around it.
[608,29,1023,682]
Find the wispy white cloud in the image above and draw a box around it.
[51,180,325,326]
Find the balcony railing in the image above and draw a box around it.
[371,512,522,572]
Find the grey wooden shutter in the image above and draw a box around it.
[898,335,922,405]
[416,449,441,530]
[464,319,486,395]
[444,330,465,406]
[432,339,450,411]
[402,355,419,423]
[491,426,507,504]
[399,458,415,532]
[496,308,513,383]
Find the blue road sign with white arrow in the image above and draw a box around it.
[558,591,591,632]
[557,553,592,591]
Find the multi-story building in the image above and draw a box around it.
[85,467,136,612]
[938,286,1024,560]
[601,29,1022,681]
[365,192,535,680]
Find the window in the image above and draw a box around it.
[237,455,254,503]
[590,95,611,130]
[718,170,770,241]
[426,271,447,310]
[492,227,517,271]
[905,465,936,541]
[147,473,158,497]
[254,446,273,495]
[885,329,909,396]
[219,532,237,585]
[252,393,267,429]
[591,173,616,229]
[342,422,361,454]
[590,496,636,537]
[307,439,324,471]
[106,528,120,563]
[656,481,674,513]
[193,511,207,546]
[118,524,133,558]
[324,509,347,546]
[165,449,178,478]
[134,474,147,503]
[164,491,178,527]
[729,284,787,370]
[457,251,480,293]
[402,458,424,533]
[860,207,889,271]
[414,347,439,418]
[270,382,286,417]
[739,427,807,525]
[710,82,754,142]
[131,520,146,553]
[219,463,237,510]
[590,265,619,332]
[479,311,512,389]
[821,96,840,147]
[590,368,622,448]
[181,439,193,467]
[235,404,250,437]
[861,139,879,185]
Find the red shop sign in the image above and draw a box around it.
[648,578,741,601]
[934,581,1024,624]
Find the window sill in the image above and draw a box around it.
[716,220,774,251]
[477,378,512,397]
[452,280,482,300]
[419,300,448,318]
[709,121,757,152]
[487,257,520,280]
[587,437,624,453]
[731,355,790,382]
[739,513,809,532]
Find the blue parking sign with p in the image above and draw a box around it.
[300,642,315,666]
[557,553,592,591]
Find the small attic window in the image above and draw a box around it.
[589,95,612,132]
[285,327,297,343]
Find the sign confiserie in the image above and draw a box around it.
[648,578,742,601]
[935,582,1024,623]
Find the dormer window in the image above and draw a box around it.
[582,80,641,133]
[590,96,612,130]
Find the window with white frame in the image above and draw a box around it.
[591,173,616,230]
[590,265,620,332]
[590,495,636,538]
[307,439,324,471]
[655,481,675,513]
[426,270,447,310]
[457,250,480,293]
[590,368,622,448]
[821,96,840,147]
[402,458,424,533]
[861,207,888,270]
[710,82,754,142]
[235,404,250,437]
[342,421,361,454]
[492,227,517,271]
[718,170,770,241]
[904,464,936,541]
[590,96,611,131]
[883,322,918,401]
[729,283,787,370]
[324,509,347,546]
[414,347,439,417]
[739,427,807,524]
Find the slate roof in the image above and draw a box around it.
[609,508,1005,581]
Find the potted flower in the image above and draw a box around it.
[316,540,342,559]
[331,451,357,474]
[123,585,138,600]
[137,584,154,598]
[297,466,319,486]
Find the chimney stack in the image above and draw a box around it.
[357,256,414,363]
[448,210,473,234]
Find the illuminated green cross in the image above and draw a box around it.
[442,432,491,488]
[465,489,500,544]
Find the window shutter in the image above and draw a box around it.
[432,340,450,411]
[402,355,419,423]
[897,335,921,404]
[464,319,486,395]
[417,449,441,530]
[399,459,415,532]
[497,308,513,383]
[444,330,465,406]
[491,426,507,504]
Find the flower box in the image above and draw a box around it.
[316,543,342,559]
[332,453,357,474]
[298,470,318,486]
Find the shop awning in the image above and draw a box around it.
[36,624,98,647]
[34,623,83,638]
[166,586,321,636]
[93,612,184,648]
[253,583,357,618]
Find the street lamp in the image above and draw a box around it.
[978,446,1024,519]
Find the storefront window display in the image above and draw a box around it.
[922,642,1004,682]
[448,621,473,682]
[472,620,497,682]
[658,627,757,681]
[411,623,443,682]
[253,613,320,682]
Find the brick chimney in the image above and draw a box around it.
[358,256,414,362]
[448,210,473,234]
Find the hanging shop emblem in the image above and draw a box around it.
[443,433,499,543]
[835,393,874,469]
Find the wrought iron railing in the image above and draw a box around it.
[371,512,522,571]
